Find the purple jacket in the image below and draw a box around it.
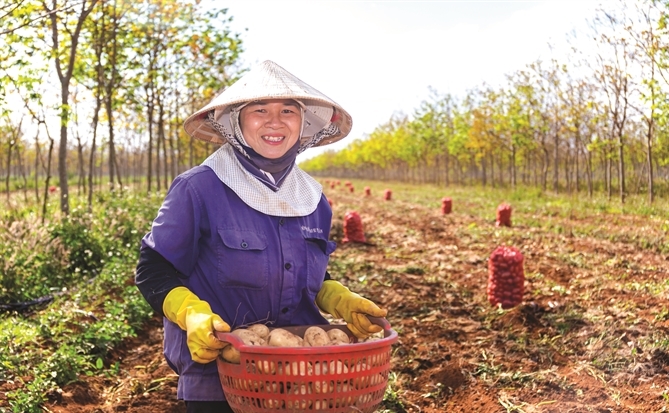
[141,165,335,401]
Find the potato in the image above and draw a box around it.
[312,360,348,393]
[239,378,263,392]
[326,328,350,345]
[267,328,303,347]
[355,393,373,406]
[281,360,311,377]
[312,377,334,395]
[220,328,265,364]
[286,383,310,409]
[231,328,266,346]
[247,323,270,339]
[304,326,332,347]
[255,359,276,374]
[334,382,354,408]
[221,344,240,364]
[263,398,282,409]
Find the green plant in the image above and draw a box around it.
[50,212,105,278]
[0,189,159,412]
[380,371,406,412]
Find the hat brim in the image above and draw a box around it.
[183,61,352,147]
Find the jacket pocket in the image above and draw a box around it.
[304,234,336,294]
[217,228,269,289]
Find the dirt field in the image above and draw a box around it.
[43,182,669,413]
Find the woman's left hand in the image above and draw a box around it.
[316,280,388,338]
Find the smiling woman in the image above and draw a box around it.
[239,99,302,159]
[134,60,387,413]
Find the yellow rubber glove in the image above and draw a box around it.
[316,280,388,339]
[163,286,231,364]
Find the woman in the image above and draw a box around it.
[135,60,387,413]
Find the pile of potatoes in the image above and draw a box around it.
[221,324,354,363]
[219,324,387,410]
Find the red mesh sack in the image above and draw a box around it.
[349,186,355,193]
[364,186,371,197]
[330,182,335,189]
[345,181,352,187]
[441,197,452,215]
[496,203,512,227]
[487,246,524,309]
[343,211,366,243]
[383,189,392,201]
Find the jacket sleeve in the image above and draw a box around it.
[135,244,185,316]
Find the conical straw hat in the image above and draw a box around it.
[183,60,352,147]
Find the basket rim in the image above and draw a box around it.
[214,321,398,356]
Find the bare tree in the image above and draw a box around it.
[41,0,99,214]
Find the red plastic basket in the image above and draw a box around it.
[215,317,398,413]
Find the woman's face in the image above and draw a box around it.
[239,99,302,159]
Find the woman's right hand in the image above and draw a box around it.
[184,309,231,363]
[163,286,231,363]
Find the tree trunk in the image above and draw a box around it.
[16,145,28,203]
[147,99,154,193]
[553,132,559,193]
[106,98,116,191]
[45,0,100,215]
[114,150,123,192]
[491,153,495,188]
[155,108,162,191]
[158,102,171,185]
[172,95,180,178]
[564,144,571,195]
[76,131,85,195]
[511,144,517,189]
[606,148,612,201]
[42,132,55,224]
[481,156,487,187]
[34,129,41,203]
[541,145,550,191]
[575,131,580,193]
[88,105,100,212]
[647,118,654,204]
[586,149,593,198]
[617,130,625,204]
[58,85,70,214]
[5,138,14,204]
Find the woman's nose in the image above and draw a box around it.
[265,110,282,126]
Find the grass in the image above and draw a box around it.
[0,188,161,412]
[322,179,669,410]
[2,178,669,412]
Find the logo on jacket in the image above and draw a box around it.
[301,225,323,234]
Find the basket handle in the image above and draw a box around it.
[366,316,392,331]
[214,331,246,349]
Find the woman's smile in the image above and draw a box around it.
[239,99,302,159]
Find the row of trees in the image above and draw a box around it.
[4,0,669,217]
[1,0,243,216]
[301,1,669,204]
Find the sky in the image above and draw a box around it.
[216,0,604,161]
